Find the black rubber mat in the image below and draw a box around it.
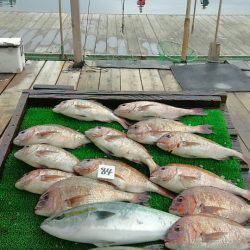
[171,63,250,92]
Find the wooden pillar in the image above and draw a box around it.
[191,0,197,34]
[70,0,83,66]
[207,0,222,62]
[181,0,192,62]
[58,0,64,59]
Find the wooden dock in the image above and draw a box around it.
[1,12,250,56]
[0,60,250,167]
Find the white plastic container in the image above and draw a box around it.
[0,38,25,73]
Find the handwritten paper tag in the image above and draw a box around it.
[97,165,115,180]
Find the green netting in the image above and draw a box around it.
[0,107,244,249]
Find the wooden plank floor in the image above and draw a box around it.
[1,60,250,163]
[1,11,250,56]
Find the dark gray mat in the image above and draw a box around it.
[171,63,250,92]
[92,60,172,69]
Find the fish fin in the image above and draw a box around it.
[93,210,116,220]
[217,156,229,160]
[105,134,124,142]
[93,241,115,247]
[37,131,58,138]
[65,195,87,207]
[117,117,131,129]
[114,173,125,181]
[201,232,226,242]
[36,150,57,157]
[181,141,201,147]
[196,125,213,134]
[200,205,224,214]
[180,174,198,185]
[37,164,47,169]
[132,193,150,204]
[74,104,91,109]
[191,108,206,116]
[156,186,175,199]
[138,104,155,111]
[40,175,62,182]
[142,115,157,119]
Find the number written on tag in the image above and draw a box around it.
[97,165,116,180]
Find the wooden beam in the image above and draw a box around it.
[191,0,197,34]
[214,0,223,43]
[181,0,192,62]
[70,0,83,65]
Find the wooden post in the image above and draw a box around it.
[207,0,222,62]
[181,0,192,62]
[70,0,83,66]
[191,0,197,34]
[58,0,64,59]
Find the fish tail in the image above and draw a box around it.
[190,108,206,116]
[145,159,158,174]
[155,185,175,199]
[194,124,213,134]
[117,117,131,130]
[234,152,250,171]
[132,193,150,204]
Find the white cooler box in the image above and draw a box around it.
[0,38,25,73]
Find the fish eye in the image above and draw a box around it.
[159,167,165,171]
[165,134,172,139]
[43,192,49,201]
[174,225,181,232]
[20,130,26,134]
[177,196,183,203]
[96,126,101,129]
[85,159,90,162]
[121,104,126,107]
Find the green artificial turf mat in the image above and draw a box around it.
[0,107,244,249]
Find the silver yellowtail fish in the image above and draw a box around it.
[165,214,250,250]
[15,169,75,194]
[53,99,130,129]
[150,163,250,200]
[74,158,174,199]
[114,101,205,121]
[35,177,149,216]
[13,124,90,149]
[169,186,250,224]
[156,132,248,163]
[127,118,212,145]
[85,127,158,174]
[14,144,79,172]
[41,202,179,246]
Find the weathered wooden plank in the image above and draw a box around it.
[95,14,108,54]
[77,67,101,91]
[226,93,250,132]
[85,14,100,55]
[131,15,152,56]
[120,69,142,91]
[115,14,129,56]
[106,15,118,55]
[235,92,250,113]
[0,74,15,94]
[124,15,141,56]
[56,61,81,90]
[158,70,182,92]
[140,15,162,55]
[32,61,65,87]
[99,68,121,91]
[140,69,164,91]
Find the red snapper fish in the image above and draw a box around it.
[114,101,205,121]
[13,124,90,149]
[127,118,212,145]
[169,186,250,224]
[53,99,130,129]
[165,214,250,250]
[85,127,158,174]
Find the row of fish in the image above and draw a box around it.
[13,99,250,249]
